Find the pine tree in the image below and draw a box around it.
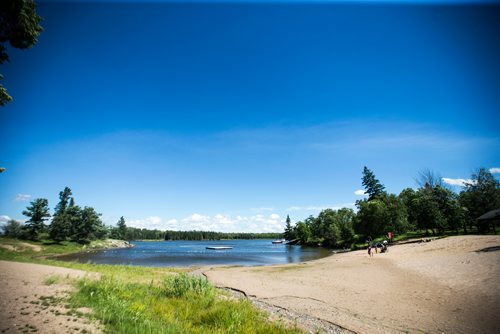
[117,216,127,240]
[362,166,386,201]
[22,198,50,240]
[284,214,295,240]
[49,187,73,242]
[74,207,106,243]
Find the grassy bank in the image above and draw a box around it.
[0,237,302,333]
[71,274,300,333]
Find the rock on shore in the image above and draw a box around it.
[84,239,134,250]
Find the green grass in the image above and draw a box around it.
[42,274,62,286]
[0,237,303,333]
[70,274,302,334]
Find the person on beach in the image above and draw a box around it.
[368,245,373,257]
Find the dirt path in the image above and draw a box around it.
[0,261,101,334]
[205,236,500,333]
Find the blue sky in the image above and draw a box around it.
[1,0,499,232]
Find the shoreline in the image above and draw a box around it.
[204,235,500,333]
[2,235,499,333]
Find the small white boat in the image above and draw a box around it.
[272,240,284,244]
[206,246,233,250]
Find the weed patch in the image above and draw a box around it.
[70,274,302,333]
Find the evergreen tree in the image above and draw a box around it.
[22,198,50,240]
[0,0,43,105]
[284,214,295,240]
[73,207,106,243]
[361,166,386,201]
[49,187,73,242]
[116,216,127,240]
[67,203,83,241]
[1,219,23,238]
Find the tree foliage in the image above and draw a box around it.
[459,168,500,233]
[74,206,107,242]
[117,216,127,239]
[1,219,24,238]
[283,214,295,241]
[49,187,73,242]
[0,0,43,105]
[361,166,386,200]
[288,208,356,248]
[22,198,50,240]
[43,186,108,243]
[163,230,282,241]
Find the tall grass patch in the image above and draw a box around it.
[70,273,302,334]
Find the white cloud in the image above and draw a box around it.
[287,206,327,211]
[250,207,275,212]
[14,194,32,202]
[442,178,474,187]
[270,213,280,220]
[490,167,500,174]
[287,203,355,212]
[127,213,286,233]
[354,189,367,196]
[0,215,11,223]
[127,216,163,229]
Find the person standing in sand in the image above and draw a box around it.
[368,245,373,257]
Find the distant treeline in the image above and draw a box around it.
[111,226,282,241]
[164,230,282,241]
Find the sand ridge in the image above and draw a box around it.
[205,235,500,333]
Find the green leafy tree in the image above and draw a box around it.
[0,0,43,105]
[315,209,338,246]
[355,199,388,238]
[336,208,356,246]
[1,219,24,238]
[412,188,446,235]
[295,221,311,244]
[383,193,412,234]
[459,168,500,233]
[22,198,50,240]
[399,188,418,228]
[432,186,464,233]
[361,166,386,201]
[323,222,340,247]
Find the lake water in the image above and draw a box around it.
[56,239,331,267]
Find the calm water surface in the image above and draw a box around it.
[57,239,331,267]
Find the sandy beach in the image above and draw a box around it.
[0,261,101,334]
[205,235,500,333]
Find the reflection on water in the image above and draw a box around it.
[56,239,330,267]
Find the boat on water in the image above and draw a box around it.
[206,246,233,250]
[272,239,286,244]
